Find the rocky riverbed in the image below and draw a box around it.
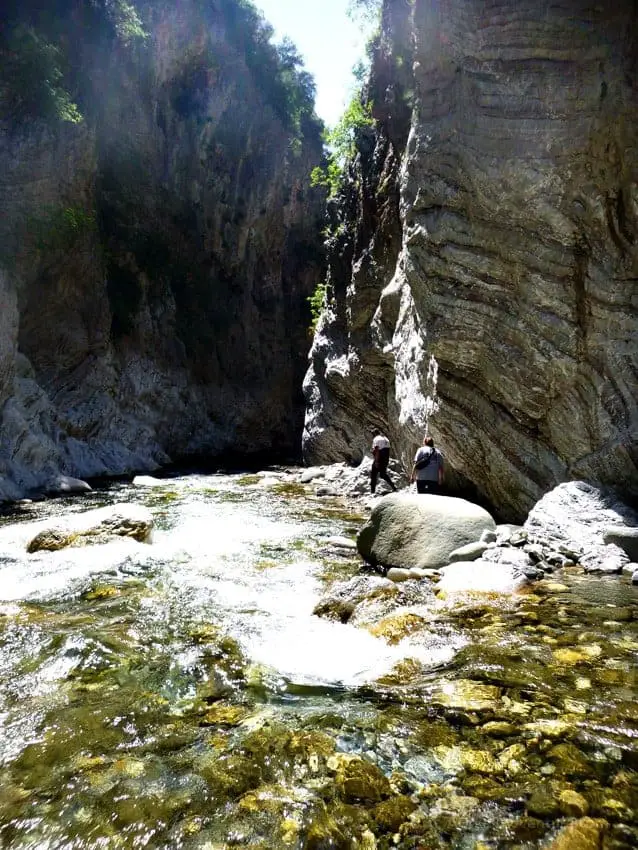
[0,468,636,849]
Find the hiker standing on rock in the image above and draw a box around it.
[371,432,397,494]
[411,435,444,494]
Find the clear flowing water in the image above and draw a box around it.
[0,472,636,850]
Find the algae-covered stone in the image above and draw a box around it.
[368,612,428,645]
[302,810,352,850]
[546,743,593,778]
[526,784,562,818]
[431,680,501,713]
[430,793,481,835]
[357,494,496,570]
[545,817,608,850]
[600,796,633,819]
[196,752,262,799]
[412,720,459,749]
[481,721,517,738]
[524,719,572,740]
[497,744,527,772]
[372,795,417,832]
[27,503,153,552]
[510,816,547,842]
[558,789,589,817]
[552,647,595,666]
[200,703,248,727]
[331,754,392,803]
[460,775,510,803]
[537,581,570,594]
[460,749,501,775]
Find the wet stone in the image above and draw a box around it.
[368,612,428,644]
[546,743,594,778]
[558,789,590,817]
[372,795,417,833]
[545,817,609,850]
[430,680,501,714]
[509,816,547,842]
[526,783,562,818]
[330,755,392,803]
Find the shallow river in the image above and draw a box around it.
[0,472,636,850]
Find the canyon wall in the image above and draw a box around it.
[303,0,638,520]
[0,0,325,499]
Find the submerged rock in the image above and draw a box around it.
[430,680,501,714]
[312,576,396,623]
[545,817,608,850]
[26,503,153,552]
[329,754,392,803]
[357,494,496,570]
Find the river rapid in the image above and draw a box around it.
[0,471,636,850]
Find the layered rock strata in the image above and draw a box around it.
[303,0,638,521]
[0,0,324,499]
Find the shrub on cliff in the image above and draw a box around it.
[0,0,146,126]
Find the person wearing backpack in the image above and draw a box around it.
[411,435,444,494]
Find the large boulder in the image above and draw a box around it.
[26,503,153,553]
[357,494,496,570]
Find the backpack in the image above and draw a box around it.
[415,449,434,471]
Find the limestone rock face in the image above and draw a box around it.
[356,493,496,570]
[0,0,324,500]
[303,0,638,521]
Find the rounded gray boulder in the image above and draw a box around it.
[356,494,496,570]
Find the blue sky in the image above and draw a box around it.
[254,0,368,127]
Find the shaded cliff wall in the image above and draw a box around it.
[0,0,325,498]
[303,0,638,520]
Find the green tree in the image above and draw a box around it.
[0,0,147,126]
[347,0,383,26]
[310,95,374,197]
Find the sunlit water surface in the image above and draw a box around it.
[0,473,636,850]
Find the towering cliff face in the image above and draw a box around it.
[304,0,638,520]
[0,0,325,499]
